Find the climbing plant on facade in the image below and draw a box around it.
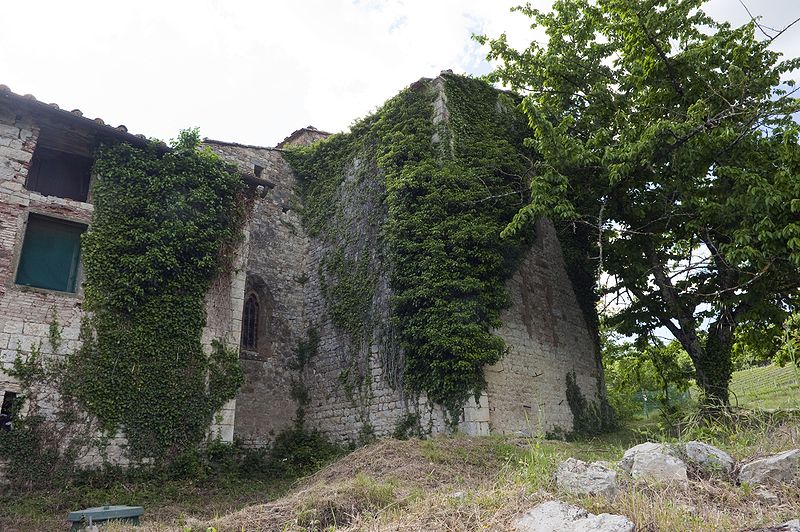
[286,75,537,423]
[66,129,245,462]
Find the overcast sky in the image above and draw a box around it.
[1,0,798,147]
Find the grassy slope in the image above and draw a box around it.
[5,369,798,531]
[0,478,294,532]
[730,364,800,410]
[125,413,799,532]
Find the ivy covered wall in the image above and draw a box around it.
[284,73,605,438]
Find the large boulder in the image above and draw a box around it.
[619,442,688,485]
[555,458,618,498]
[514,501,634,532]
[747,520,800,532]
[683,440,735,475]
[738,449,800,486]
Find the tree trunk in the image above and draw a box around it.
[678,327,733,409]
[690,317,733,409]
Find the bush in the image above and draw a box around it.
[264,428,344,478]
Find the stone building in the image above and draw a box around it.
[0,73,605,459]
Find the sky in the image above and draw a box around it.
[1,0,799,147]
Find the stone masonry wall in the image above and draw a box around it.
[0,83,605,458]
[296,149,458,442]
[484,219,602,436]
[0,105,246,466]
[204,141,308,447]
[0,102,132,464]
[289,78,603,442]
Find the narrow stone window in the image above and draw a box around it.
[254,164,264,178]
[15,214,86,293]
[241,293,259,351]
[0,391,17,431]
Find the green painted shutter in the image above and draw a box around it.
[15,216,85,292]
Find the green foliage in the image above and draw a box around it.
[288,328,320,372]
[0,414,66,488]
[319,249,375,344]
[264,427,344,478]
[286,74,534,423]
[481,0,800,405]
[602,327,694,421]
[66,129,246,462]
[775,312,800,367]
[288,328,320,423]
[0,316,92,488]
[565,370,616,438]
[392,413,422,440]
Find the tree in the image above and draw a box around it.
[479,0,800,406]
[603,326,693,420]
[775,312,800,367]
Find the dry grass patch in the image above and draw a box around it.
[110,413,800,531]
[175,436,522,531]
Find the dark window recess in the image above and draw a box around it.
[241,294,259,351]
[1,391,16,430]
[254,164,264,178]
[16,215,86,293]
[26,146,93,202]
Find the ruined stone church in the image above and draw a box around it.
[0,73,605,459]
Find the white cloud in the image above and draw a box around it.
[0,0,796,146]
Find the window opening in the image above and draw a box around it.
[15,215,86,293]
[26,146,93,202]
[241,294,259,350]
[1,391,17,431]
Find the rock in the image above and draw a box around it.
[683,440,735,474]
[555,457,618,497]
[619,442,688,485]
[738,449,800,486]
[619,442,665,473]
[753,487,779,505]
[749,520,800,532]
[514,501,634,532]
[784,520,800,532]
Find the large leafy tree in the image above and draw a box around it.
[479,0,800,405]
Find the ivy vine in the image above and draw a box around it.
[65,129,246,462]
[286,74,535,423]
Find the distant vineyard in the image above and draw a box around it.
[729,364,800,410]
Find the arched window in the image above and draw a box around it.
[241,294,259,351]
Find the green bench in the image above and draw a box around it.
[67,505,143,530]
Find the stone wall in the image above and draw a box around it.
[0,79,607,460]
[485,219,602,435]
[0,101,132,464]
[203,141,308,446]
[286,77,604,442]
[0,104,88,407]
[297,180,600,441]
[0,101,246,465]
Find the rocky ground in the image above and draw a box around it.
[107,410,800,531]
[5,409,797,531]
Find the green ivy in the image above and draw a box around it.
[319,248,375,345]
[564,370,616,438]
[65,129,246,462]
[286,74,534,424]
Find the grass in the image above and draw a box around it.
[139,411,796,531]
[729,364,800,410]
[0,477,294,532]
[3,388,799,531]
